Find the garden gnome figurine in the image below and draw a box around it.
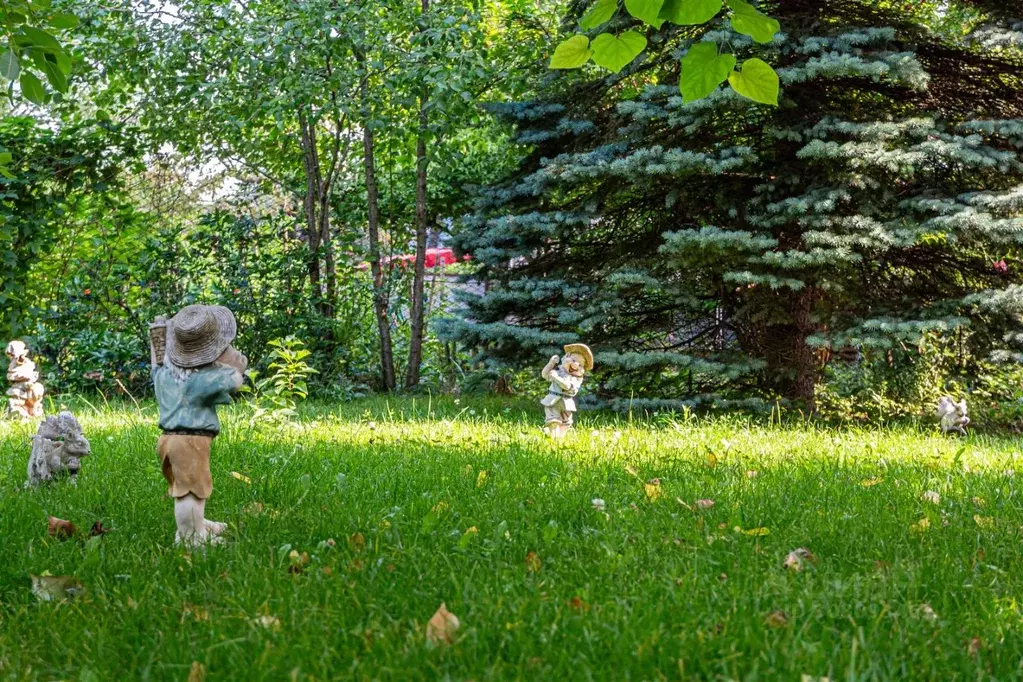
[5,340,45,419]
[540,343,594,438]
[151,305,247,548]
[936,396,969,435]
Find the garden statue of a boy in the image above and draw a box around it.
[540,343,594,438]
[151,305,247,547]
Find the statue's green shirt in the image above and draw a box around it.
[152,364,242,434]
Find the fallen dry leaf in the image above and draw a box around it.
[348,532,366,553]
[782,547,816,572]
[425,603,460,646]
[920,490,941,504]
[89,521,110,537]
[187,661,206,682]
[525,551,542,573]
[591,498,606,511]
[625,465,639,478]
[30,574,84,602]
[973,514,994,528]
[860,478,884,487]
[968,637,982,657]
[243,502,265,515]
[182,603,210,622]
[695,499,715,510]
[252,614,281,631]
[911,517,931,532]
[230,471,251,484]
[287,550,311,574]
[706,452,719,468]
[644,478,663,501]
[746,470,759,479]
[916,603,938,622]
[972,496,987,507]
[476,470,489,488]
[764,610,789,628]
[568,596,591,612]
[47,516,76,540]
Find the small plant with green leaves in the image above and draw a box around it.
[245,336,317,422]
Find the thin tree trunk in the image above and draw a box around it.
[404,0,431,390]
[298,110,323,305]
[361,74,397,391]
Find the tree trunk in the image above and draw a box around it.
[298,109,336,321]
[404,0,431,390]
[789,287,818,411]
[361,81,397,391]
[298,110,323,304]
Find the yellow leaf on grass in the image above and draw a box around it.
[860,478,883,487]
[764,610,789,627]
[644,478,663,501]
[974,514,994,528]
[230,471,251,484]
[252,614,281,631]
[695,499,715,510]
[476,470,489,488]
[188,661,206,682]
[426,603,460,646]
[736,526,771,537]
[911,517,931,532]
[706,452,718,468]
[525,551,542,573]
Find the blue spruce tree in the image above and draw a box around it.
[440,0,1023,411]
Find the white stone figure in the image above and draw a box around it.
[540,343,594,438]
[936,396,969,435]
[5,340,45,419]
[27,412,91,486]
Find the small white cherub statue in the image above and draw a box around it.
[936,396,969,435]
[540,343,594,438]
[6,340,45,419]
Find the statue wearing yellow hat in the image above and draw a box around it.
[540,343,594,438]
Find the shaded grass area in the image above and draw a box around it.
[2,396,1023,680]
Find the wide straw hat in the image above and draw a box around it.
[167,305,237,369]
[563,343,594,371]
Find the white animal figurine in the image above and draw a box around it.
[27,412,91,486]
[936,396,969,436]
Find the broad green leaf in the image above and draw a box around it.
[0,50,20,81]
[580,0,618,30]
[0,152,12,165]
[727,0,780,43]
[728,58,779,105]
[48,12,79,30]
[550,35,593,69]
[591,31,647,73]
[680,42,736,102]
[19,71,45,104]
[41,58,66,93]
[19,26,62,52]
[659,0,721,25]
[625,0,665,28]
[54,48,70,76]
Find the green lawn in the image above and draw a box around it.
[2,397,1023,680]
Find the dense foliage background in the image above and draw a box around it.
[1,0,1021,426]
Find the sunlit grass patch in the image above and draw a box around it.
[1,397,1022,680]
